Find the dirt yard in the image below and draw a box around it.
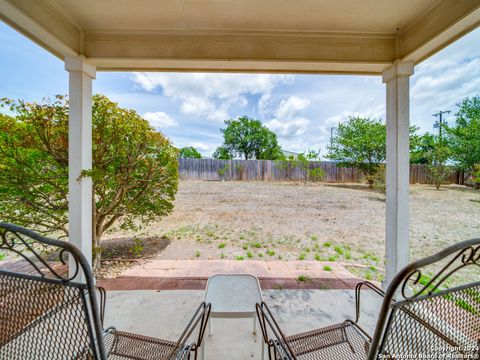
[108,181,480,281]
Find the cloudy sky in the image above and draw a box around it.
[1,21,479,157]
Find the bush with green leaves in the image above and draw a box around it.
[0,95,178,270]
[277,149,325,184]
[179,146,202,158]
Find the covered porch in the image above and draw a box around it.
[1,1,480,359]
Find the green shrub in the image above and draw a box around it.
[298,253,306,260]
[195,250,201,258]
[323,265,332,271]
[247,252,253,258]
[323,242,332,247]
[297,274,310,282]
[267,249,275,256]
[235,255,244,260]
[218,243,226,249]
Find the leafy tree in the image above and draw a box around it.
[179,146,202,159]
[445,96,480,186]
[218,116,282,160]
[213,145,233,160]
[0,95,178,270]
[410,132,436,164]
[326,117,386,188]
[278,150,325,184]
[426,140,453,190]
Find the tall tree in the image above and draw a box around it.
[445,96,480,186]
[0,95,179,270]
[218,116,282,160]
[326,117,386,187]
[179,146,202,158]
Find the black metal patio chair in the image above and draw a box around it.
[256,237,480,360]
[0,222,211,360]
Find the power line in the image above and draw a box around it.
[432,110,450,140]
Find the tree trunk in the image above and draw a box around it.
[92,228,102,272]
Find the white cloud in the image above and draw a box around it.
[143,111,178,128]
[131,72,293,123]
[191,142,210,151]
[275,96,311,119]
[266,117,311,137]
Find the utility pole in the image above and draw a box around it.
[432,110,450,141]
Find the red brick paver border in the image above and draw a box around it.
[98,260,368,291]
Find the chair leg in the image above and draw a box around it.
[208,318,213,336]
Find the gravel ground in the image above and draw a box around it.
[107,181,480,281]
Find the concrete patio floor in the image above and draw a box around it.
[104,289,383,360]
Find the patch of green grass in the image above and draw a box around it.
[298,253,306,260]
[314,254,321,261]
[235,255,244,260]
[323,241,332,247]
[242,244,248,250]
[323,265,332,271]
[345,252,352,260]
[310,235,318,241]
[0,251,5,261]
[328,255,338,262]
[304,248,311,253]
[297,274,310,283]
[369,265,377,272]
[220,253,226,259]
[314,243,320,250]
[258,253,263,258]
[365,271,373,280]
[334,246,344,255]
[253,242,262,248]
[371,255,380,262]
[218,243,226,249]
[267,249,275,257]
[247,252,253,258]
[195,250,201,258]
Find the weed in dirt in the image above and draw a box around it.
[218,243,226,249]
[220,253,226,259]
[298,253,306,260]
[242,244,248,250]
[273,284,284,290]
[267,249,275,256]
[278,255,283,260]
[345,252,352,260]
[328,255,338,262]
[323,242,332,247]
[304,248,311,253]
[130,238,144,257]
[253,242,262,248]
[310,235,318,241]
[258,253,263,258]
[334,246,344,255]
[323,265,332,271]
[247,252,253,258]
[235,255,244,260]
[195,250,201,258]
[314,254,321,261]
[297,274,310,283]
[0,251,4,261]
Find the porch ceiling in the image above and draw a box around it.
[1,0,480,73]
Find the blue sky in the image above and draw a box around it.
[1,21,479,157]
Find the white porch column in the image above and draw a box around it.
[382,60,414,288]
[65,55,96,280]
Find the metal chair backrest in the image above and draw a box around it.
[370,238,480,360]
[0,222,107,359]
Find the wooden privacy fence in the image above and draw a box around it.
[178,158,461,184]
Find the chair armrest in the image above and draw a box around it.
[256,302,295,359]
[96,286,107,326]
[175,302,211,355]
[354,281,385,323]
